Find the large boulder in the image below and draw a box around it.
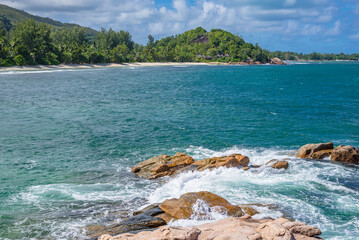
[99,217,321,240]
[331,145,359,164]
[159,191,244,221]
[296,142,333,159]
[192,154,249,171]
[131,153,194,179]
[270,57,286,65]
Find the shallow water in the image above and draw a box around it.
[0,62,359,239]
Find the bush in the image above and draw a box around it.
[14,55,27,66]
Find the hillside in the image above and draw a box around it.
[149,27,270,63]
[0,4,97,37]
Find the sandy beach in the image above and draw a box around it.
[0,62,211,72]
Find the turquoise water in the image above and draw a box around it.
[0,62,359,239]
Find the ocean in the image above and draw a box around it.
[0,62,358,239]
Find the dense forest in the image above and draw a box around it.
[271,51,359,61]
[1,20,358,66]
[0,19,273,66]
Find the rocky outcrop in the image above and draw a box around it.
[132,153,249,179]
[296,142,333,159]
[331,145,359,164]
[159,191,244,221]
[87,210,166,239]
[191,154,249,171]
[131,152,194,179]
[270,57,286,65]
[99,217,321,240]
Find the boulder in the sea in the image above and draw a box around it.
[87,209,166,239]
[331,145,359,164]
[159,191,244,221]
[296,142,333,159]
[265,159,289,169]
[270,57,286,65]
[131,152,194,179]
[273,161,289,169]
[192,154,249,171]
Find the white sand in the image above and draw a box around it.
[0,62,211,72]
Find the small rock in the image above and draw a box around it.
[265,160,289,170]
[272,161,289,170]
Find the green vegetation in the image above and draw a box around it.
[0,4,358,67]
[271,51,359,61]
[0,20,273,66]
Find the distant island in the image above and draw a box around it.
[0,3,358,67]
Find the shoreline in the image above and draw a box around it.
[0,60,288,72]
[0,62,210,72]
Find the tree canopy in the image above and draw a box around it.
[0,20,358,67]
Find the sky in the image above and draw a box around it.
[2,0,359,53]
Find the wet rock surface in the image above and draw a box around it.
[159,191,244,221]
[331,145,359,164]
[296,142,333,159]
[131,152,194,179]
[132,153,250,179]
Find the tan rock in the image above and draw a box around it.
[100,217,321,240]
[296,142,333,159]
[272,161,289,170]
[243,167,251,171]
[192,154,249,171]
[159,191,244,220]
[240,206,260,216]
[270,57,286,65]
[256,222,294,240]
[282,222,322,237]
[131,153,194,179]
[265,160,289,170]
[331,145,359,164]
[311,149,332,159]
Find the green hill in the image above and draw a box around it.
[149,27,270,63]
[0,4,97,37]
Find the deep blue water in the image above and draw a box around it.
[0,62,358,239]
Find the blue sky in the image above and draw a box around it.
[2,0,359,53]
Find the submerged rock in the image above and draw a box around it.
[331,145,359,164]
[159,191,244,221]
[131,152,194,179]
[99,217,321,240]
[296,142,333,159]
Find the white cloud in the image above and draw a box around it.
[1,0,356,45]
[326,20,341,36]
[302,24,322,35]
[349,32,359,39]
